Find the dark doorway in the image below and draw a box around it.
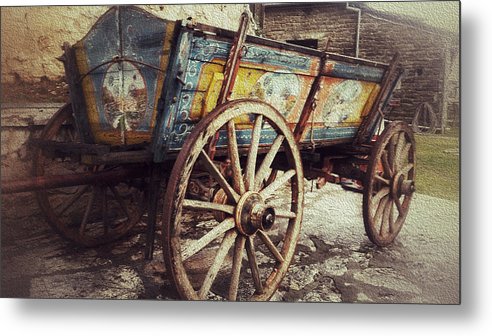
[286,39,318,49]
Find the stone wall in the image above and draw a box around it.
[261,3,359,56]
[260,3,459,129]
[358,11,457,126]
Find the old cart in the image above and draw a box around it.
[2,6,415,301]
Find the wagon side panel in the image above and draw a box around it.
[66,6,176,146]
[153,28,392,159]
[296,60,385,146]
[157,32,321,154]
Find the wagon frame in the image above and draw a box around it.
[2,6,416,301]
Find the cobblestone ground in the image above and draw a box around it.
[1,183,459,303]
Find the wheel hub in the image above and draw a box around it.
[391,173,415,198]
[235,191,276,236]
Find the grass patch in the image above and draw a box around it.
[415,133,460,202]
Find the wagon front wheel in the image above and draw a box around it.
[162,99,304,301]
[33,103,147,247]
[363,121,416,247]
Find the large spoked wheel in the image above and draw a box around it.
[163,99,304,301]
[33,103,147,247]
[363,121,416,247]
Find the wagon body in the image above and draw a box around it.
[2,6,415,301]
[64,6,396,159]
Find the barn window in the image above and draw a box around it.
[286,39,318,49]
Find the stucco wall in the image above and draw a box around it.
[1,4,249,83]
[0,4,250,214]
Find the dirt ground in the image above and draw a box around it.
[1,183,459,303]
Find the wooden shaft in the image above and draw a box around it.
[1,166,147,194]
[209,12,249,160]
[353,52,400,145]
[217,12,250,104]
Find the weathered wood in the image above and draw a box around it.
[257,230,284,263]
[245,114,263,191]
[162,99,304,301]
[245,236,263,294]
[80,149,152,165]
[353,53,401,145]
[198,230,237,299]
[181,218,235,261]
[228,235,246,300]
[363,121,415,247]
[31,139,110,156]
[227,120,246,195]
[2,165,147,194]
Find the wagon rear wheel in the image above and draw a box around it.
[162,99,304,301]
[363,121,416,247]
[33,103,146,247]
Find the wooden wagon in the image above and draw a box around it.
[2,6,416,301]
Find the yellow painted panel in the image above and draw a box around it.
[314,77,379,125]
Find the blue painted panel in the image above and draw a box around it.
[81,6,168,132]
[152,30,195,161]
[189,37,314,72]
[165,125,356,151]
[327,63,384,83]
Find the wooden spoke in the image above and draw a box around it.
[373,195,388,229]
[399,163,414,177]
[181,218,235,261]
[182,199,235,215]
[108,185,129,219]
[228,235,246,301]
[265,169,278,187]
[198,230,237,299]
[374,174,390,186]
[380,197,392,236]
[388,133,397,169]
[254,135,285,191]
[199,150,240,203]
[274,209,297,219]
[246,236,263,294]
[260,169,296,198]
[57,185,90,216]
[227,120,245,195]
[397,142,412,169]
[79,187,96,235]
[394,132,405,171]
[388,202,395,234]
[381,150,393,177]
[245,115,263,191]
[371,187,390,208]
[394,196,404,215]
[257,230,284,263]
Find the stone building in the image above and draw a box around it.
[251,2,459,132]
